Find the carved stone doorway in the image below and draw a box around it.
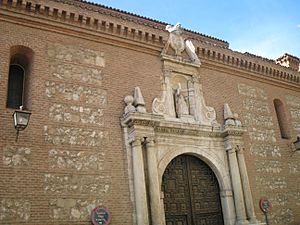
[162,154,224,225]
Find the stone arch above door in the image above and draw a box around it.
[121,87,259,225]
[157,146,232,192]
[162,154,224,225]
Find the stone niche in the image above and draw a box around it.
[152,55,217,126]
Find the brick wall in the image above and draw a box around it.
[0,1,300,224]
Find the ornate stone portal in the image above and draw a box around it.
[121,24,259,225]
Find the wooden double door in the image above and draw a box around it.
[162,155,224,225]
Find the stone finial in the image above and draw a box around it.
[224,103,242,126]
[124,95,136,114]
[233,113,242,126]
[133,87,146,113]
[224,103,234,120]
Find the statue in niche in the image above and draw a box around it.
[175,83,189,118]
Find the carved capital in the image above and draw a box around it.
[131,137,145,147]
[145,137,156,147]
[225,144,237,154]
[236,145,245,154]
[227,149,237,154]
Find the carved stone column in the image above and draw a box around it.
[226,142,249,225]
[131,138,149,225]
[145,137,164,225]
[220,189,236,225]
[236,147,258,224]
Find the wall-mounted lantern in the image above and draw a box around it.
[293,136,300,151]
[291,136,300,156]
[12,108,31,141]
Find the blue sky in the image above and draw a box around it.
[93,0,300,60]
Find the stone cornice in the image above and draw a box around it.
[198,47,300,88]
[0,0,228,50]
[52,0,229,48]
[121,112,245,138]
[0,0,164,50]
[1,0,299,88]
[221,125,246,137]
[0,4,163,56]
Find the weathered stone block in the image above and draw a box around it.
[49,149,105,171]
[244,113,273,127]
[270,193,288,206]
[249,128,276,142]
[250,144,281,157]
[288,162,298,174]
[286,95,300,108]
[255,160,282,173]
[294,192,300,205]
[50,63,103,85]
[44,126,107,147]
[270,208,294,224]
[49,199,103,220]
[290,108,300,120]
[292,122,300,131]
[45,81,107,106]
[255,176,287,190]
[0,199,31,221]
[238,83,267,100]
[47,44,105,67]
[44,174,110,194]
[2,146,31,167]
[243,98,270,114]
[49,104,104,126]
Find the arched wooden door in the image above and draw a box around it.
[162,155,224,225]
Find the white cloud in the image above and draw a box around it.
[297,24,300,28]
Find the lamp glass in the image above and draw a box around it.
[13,110,31,131]
[294,138,300,151]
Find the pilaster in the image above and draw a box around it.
[236,147,258,224]
[145,137,164,225]
[225,144,249,225]
[131,138,149,225]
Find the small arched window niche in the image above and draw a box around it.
[7,64,25,109]
[273,99,289,139]
[6,46,34,110]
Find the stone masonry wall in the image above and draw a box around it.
[0,15,163,224]
[238,83,300,224]
[44,43,111,222]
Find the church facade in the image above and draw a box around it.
[0,0,299,225]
